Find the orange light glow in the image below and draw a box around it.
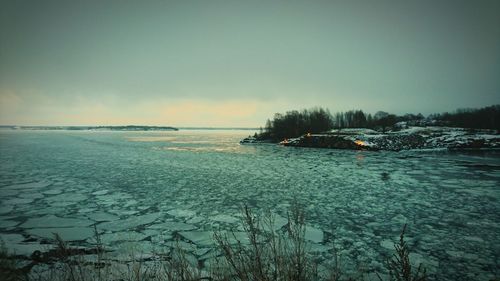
[280,139,289,145]
[355,140,366,146]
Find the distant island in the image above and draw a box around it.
[0,125,178,131]
[241,105,500,151]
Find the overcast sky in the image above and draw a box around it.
[1,0,499,127]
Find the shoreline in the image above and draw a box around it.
[241,126,500,152]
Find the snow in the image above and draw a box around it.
[329,128,379,134]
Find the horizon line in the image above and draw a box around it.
[0,125,259,130]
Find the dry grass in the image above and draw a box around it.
[1,206,430,281]
[212,205,318,281]
[0,239,27,281]
[382,224,426,281]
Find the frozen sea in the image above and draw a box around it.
[0,129,499,280]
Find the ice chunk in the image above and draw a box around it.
[211,214,239,224]
[304,226,323,243]
[187,217,204,224]
[21,215,94,228]
[42,189,62,195]
[0,219,20,228]
[0,206,13,215]
[307,242,331,253]
[225,231,251,245]
[19,193,44,200]
[0,190,20,197]
[262,214,288,231]
[380,239,394,251]
[92,190,109,196]
[100,231,148,244]
[86,212,119,222]
[149,221,197,231]
[179,231,216,247]
[27,227,95,241]
[165,240,196,251]
[4,181,51,190]
[0,233,25,244]
[98,212,162,231]
[167,209,196,218]
[194,248,211,257]
[5,198,34,205]
[5,243,54,257]
[46,193,88,203]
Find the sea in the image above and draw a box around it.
[0,129,499,280]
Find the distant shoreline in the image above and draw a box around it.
[0,125,179,131]
[177,127,258,130]
[0,125,261,132]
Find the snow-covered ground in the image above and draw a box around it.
[288,126,499,151]
[0,130,499,280]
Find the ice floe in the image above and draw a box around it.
[167,209,196,218]
[97,212,162,231]
[27,227,95,241]
[21,215,94,228]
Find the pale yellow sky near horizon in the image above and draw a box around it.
[1,90,338,127]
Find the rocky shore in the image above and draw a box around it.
[242,127,500,151]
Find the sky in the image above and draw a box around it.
[0,0,499,127]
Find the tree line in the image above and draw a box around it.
[256,104,500,141]
[257,108,333,141]
[429,105,500,130]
